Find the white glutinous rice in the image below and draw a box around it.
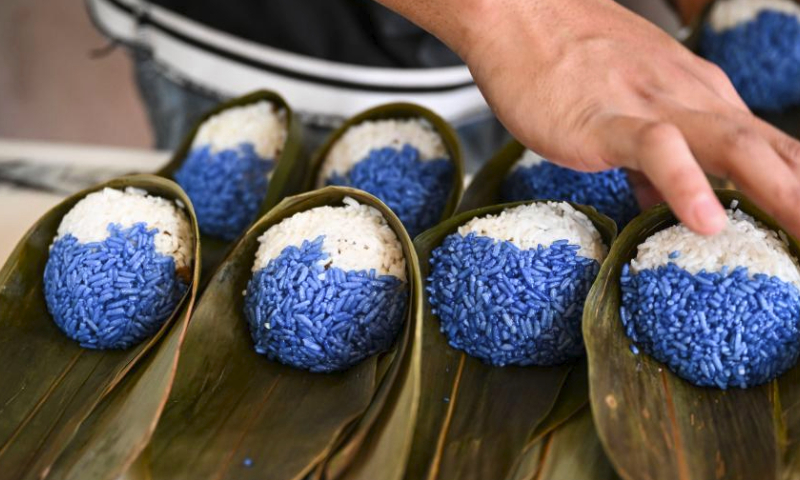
[252,197,406,281]
[244,197,409,372]
[708,0,800,31]
[45,186,193,350]
[55,187,193,269]
[458,202,607,263]
[317,118,448,185]
[621,204,800,389]
[630,208,800,288]
[192,101,287,159]
[427,201,606,367]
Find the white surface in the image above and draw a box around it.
[56,187,194,269]
[317,118,448,186]
[0,139,169,170]
[252,197,406,281]
[0,139,169,266]
[708,0,800,31]
[193,101,287,159]
[631,208,800,287]
[512,149,547,171]
[0,187,64,264]
[458,202,607,262]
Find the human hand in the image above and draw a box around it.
[378,0,800,237]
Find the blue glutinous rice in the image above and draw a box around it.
[699,0,800,111]
[243,197,408,372]
[175,101,287,240]
[427,202,607,366]
[502,150,640,227]
[319,118,454,238]
[620,205,800,389]
[43,187,194,349]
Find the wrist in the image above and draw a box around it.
[375,0,556,66]
[440,0,507,58]
[448,0,559,67]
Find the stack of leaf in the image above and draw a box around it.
[0,175,201,480]
[0,99,469,480]
[124,188,425,480]
[8,87,800,480]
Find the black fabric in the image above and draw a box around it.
[150,0,462,68]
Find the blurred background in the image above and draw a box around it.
[0,0,677,261]
[0,0,151,147]
[0,0,677,149]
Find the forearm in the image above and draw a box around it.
[372,0,486,56]
[373,0,560,64]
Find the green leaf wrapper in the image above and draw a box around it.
[458,140,525,214]
[144,187,421,480]
[585,190,800,480]
[304,102,464,237]
[0,175,200,479]
[409,200,617,480]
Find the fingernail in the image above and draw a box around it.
[693,194,727,234]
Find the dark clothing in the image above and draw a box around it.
[150,0,462,68]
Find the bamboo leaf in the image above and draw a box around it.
[118,450,152,480]
[0,174,199,480]
[46,285,199,480]
[524,407,620,480]
[585,190,800,480]
[529,361,590,442]
[157,90,306,283]
[458,141,524,214]
[778,364,800,480]
[320,283,422,480]
[303,102,464,234]
[147,187,420,480]
[504,365,593,480]
[408,201,617,480]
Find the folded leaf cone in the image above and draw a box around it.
[0,174,200,480]
[305,102,464,239]
[585,190,800,480]
[157,90,306,283]
[409,200,616,480]
[146,187,421,480]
